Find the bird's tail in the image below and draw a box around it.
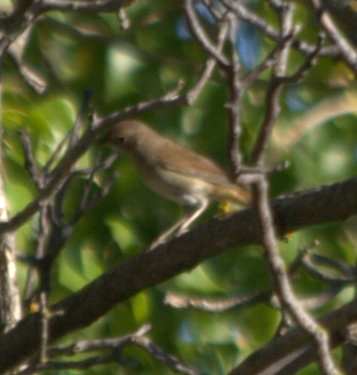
[211,184,251,206]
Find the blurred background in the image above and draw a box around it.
[2,0,357,373]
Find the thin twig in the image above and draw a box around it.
[309,0,357,73]
[309,253,356,277]
[185,22,229,104]
[68,89,92,148]
[16,324,201,375]
[164,290,270,312]
[183,0,229,69]
[226,14,243,177]
[18,130,44,189]
[23,204,50,305]
[282,33,325,83]
[7,26,47,93]
[301,254,356,287]
[221,0,338,57]
[70,154,119,223]
[250,3,296,166]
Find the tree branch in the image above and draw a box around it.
[253,176,339,374]
[0,177,356,372]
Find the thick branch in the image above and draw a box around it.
[0,177,356,372]
[229,298,357,375]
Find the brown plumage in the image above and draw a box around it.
[103,120,251,247]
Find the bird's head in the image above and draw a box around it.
[102,120,156,152]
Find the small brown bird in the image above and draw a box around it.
[103,120,251,247]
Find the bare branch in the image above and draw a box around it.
[18,130,44,189]
[164,290,270,312]
[183,0,229,69]
[23,204,50,305]
[309,253,356,277]
[283,33,325,83]
[163,241,348,315]
[250,4,296,166]
[17,324,201,375]
[309,0,357,73]
[253,176,340,374]
[131,336,201,375]
[0,177,356,372]
[226,14,244,177]
[301,287,346,311]
[221,0,338,57]
[69,89,93,148]
[0,58,22,333]
[70,153,119,223]
[7,25,47,93]
[301,253,356,287]
[185,23,229,105]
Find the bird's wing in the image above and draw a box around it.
[156,139,232,185]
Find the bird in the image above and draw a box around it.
[102,120,251,248]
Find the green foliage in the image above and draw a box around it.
[2,0,357,374]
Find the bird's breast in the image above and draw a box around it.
[134,160,211,207]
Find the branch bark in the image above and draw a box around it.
[229,298,357,375]
[0,177,356,372]
[0,80,22,334]
[0,174,22,334]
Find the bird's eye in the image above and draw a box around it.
[117,136,125,144]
